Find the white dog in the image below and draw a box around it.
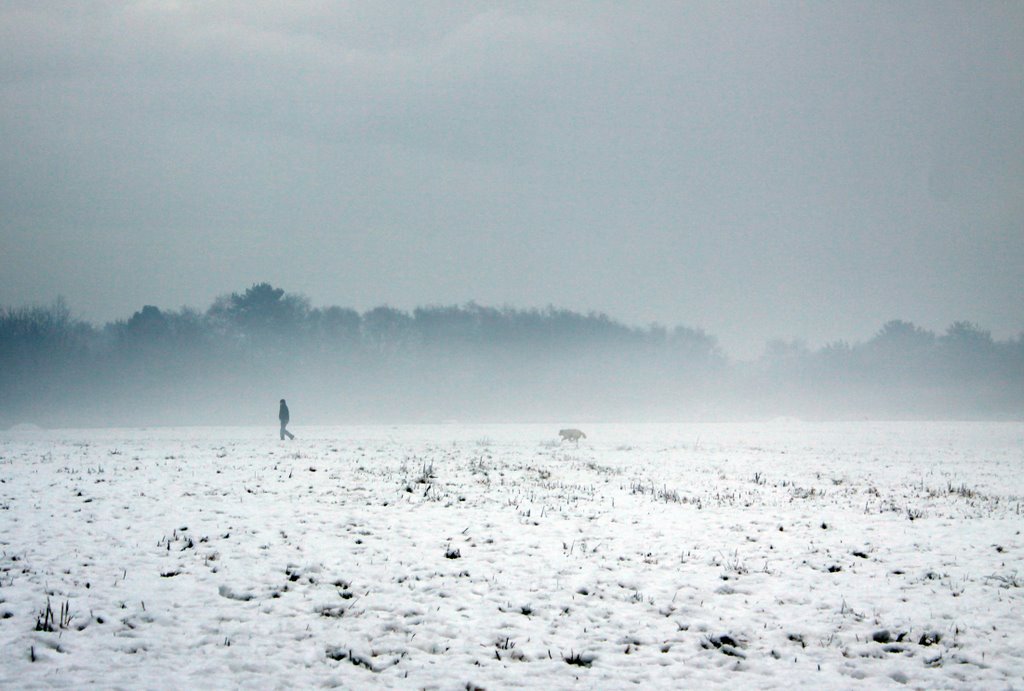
[559,428,586,444]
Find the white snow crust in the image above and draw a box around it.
[1,422,1022,688]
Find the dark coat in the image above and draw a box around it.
[279,401,290,423]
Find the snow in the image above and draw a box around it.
[1,422,1022,688]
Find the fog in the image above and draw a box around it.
[1,3,1022,425]
[1,284,1021,428]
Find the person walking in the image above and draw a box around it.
[279,399,295,440]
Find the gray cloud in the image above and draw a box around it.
[2,1,1022,357]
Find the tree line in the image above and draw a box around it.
[1,284,1021,426]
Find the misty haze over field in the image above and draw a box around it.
[1,2,1022,425]
[1,284,1021,427]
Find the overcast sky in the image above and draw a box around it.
[2,1,1021,358]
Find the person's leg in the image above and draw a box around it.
[280,422,286,440]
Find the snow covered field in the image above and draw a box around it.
[1,422,1022,689]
